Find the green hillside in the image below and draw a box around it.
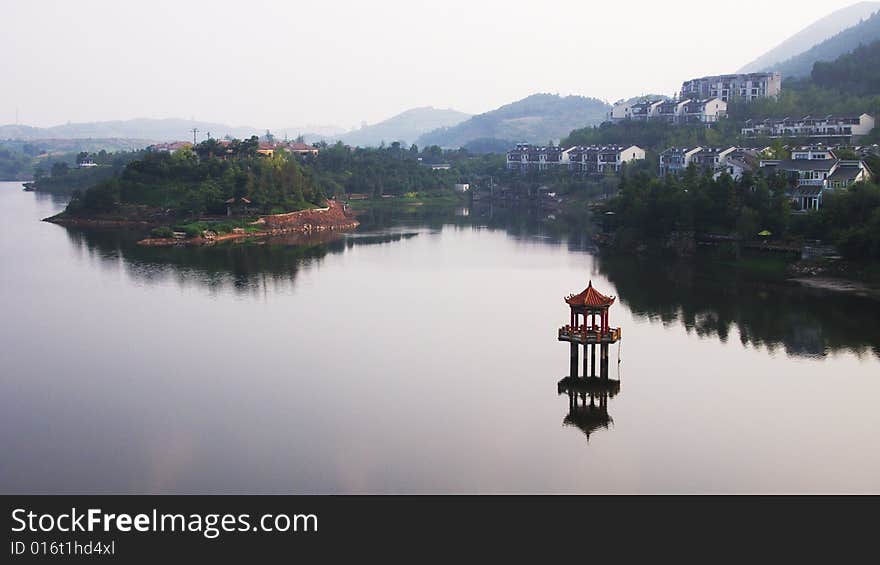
[416,93,610,149]
[768,9,880,78]
[740,2,880,73]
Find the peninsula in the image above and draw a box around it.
[44,137,359,244]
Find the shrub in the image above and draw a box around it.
[150,226,174,238]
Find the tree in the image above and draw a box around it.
[51,162,69,177]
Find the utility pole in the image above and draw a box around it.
[191,128,199,144]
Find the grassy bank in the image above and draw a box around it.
[347,191,466,211]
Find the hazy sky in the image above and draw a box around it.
[1,0,868,130]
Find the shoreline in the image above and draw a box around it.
[44,200,360,246]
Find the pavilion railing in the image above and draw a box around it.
[558,325,621,342]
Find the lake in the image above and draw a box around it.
[1,181,879,493]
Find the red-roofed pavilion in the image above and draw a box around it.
[559,281,621,380]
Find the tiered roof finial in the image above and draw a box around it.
[564,280,616,307]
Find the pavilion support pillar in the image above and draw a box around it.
[600,344,609,379]
[591,344,597,378]
[583,344,589,379]
[570,342,579,379]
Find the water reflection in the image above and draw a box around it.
[557,377,621,441]
[61,226,419,294]
[58,201,880,358]
[595,253,880,359]
[356,201,597,253]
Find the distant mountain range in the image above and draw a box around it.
[0,118,344,146]
[337,107,470,147]
[0,110,470,149]
[416,93,610,149]
[748,5,880,79]
[739,2,880,73]
[0,96,608,151]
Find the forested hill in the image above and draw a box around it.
[65,139,327,218]
[60,138,498,219]
[416,94,610,149]
[739,2,880,73]
[767,9,880,78]
[562,34,880,152]
[811,39,880,96]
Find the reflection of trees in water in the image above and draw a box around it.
[596,253,880,359]
[356,202,596,253]
[33,191,73,208]
[62,227,418,294]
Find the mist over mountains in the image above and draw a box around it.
[738,2,880,73]
[0,118,344,145]
[5,2,880,155]
[338,107,471,147]
[0,95,609,151]
[764,8,880,78]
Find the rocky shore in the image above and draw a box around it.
[138,200,359,247]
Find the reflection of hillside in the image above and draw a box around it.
[61,227,418,293]
[596,253,880,359]
[356,201,596,252]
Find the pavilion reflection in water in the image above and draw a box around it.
[557,281,622,440]
[558,377,620,441]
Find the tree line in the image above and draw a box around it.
[602,166,880,261]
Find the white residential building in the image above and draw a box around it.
[505,144,568,171]
[759,149,873,210]
[610,97,725,125]
[653,99,691,123]
[681,72,782,102]
[505,144,643,173]
[610,100,633,121]
[567,145,646,173]
[741,114,875,140]
[661,145,762,178]
[658,147,702,175]
[682,98,727,124]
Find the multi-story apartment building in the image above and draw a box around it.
[505,144,644,173]
[609,99,664,122]
[654,99,690,123]
[681,72,782,102]
[713,148,761,180]
[741,114,875,140]
[690,147,736,170]
[660,146,760,177]
[658,147,702,175]
[759,147,872,210]
[505,144,567,171]
[682,98,727,124]
[628,100,665,122]
[567,145,646,173]
[611,98,726,125]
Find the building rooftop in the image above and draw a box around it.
[771,159,838,171]
[828,166,863,182]
[565,281,615,308]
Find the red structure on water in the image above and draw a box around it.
[558,281,621,380]
[556,281,622,440]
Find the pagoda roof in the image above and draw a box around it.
[565,280,615,307]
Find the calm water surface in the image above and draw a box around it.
[1,181,879,493]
